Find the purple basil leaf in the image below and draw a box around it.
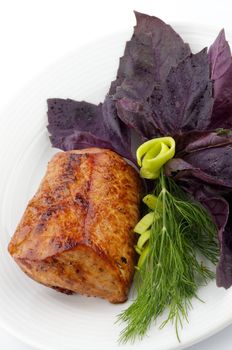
[50,130,117,152]
[109,32,154,97]
[110,12,190,139]
[166,153,232,189]
[210,64,232,129]
[192,187,229,241]
[133,11,191,80]
[208,29,232,129]
[102,95,134,160]
[166,131,232,189]
[115,96,160,140]
[148,49,214,135]
[181,182,229,249]
[175,130,232,155]
[116,49,213,139]
[165,158,230,189]
[190,185,231,289]
[217,205,232,289]
[174,131,215,154]
[183,144,232,188]
[209,29,231,84]
[110,11,190,96]
[47,97,134,162]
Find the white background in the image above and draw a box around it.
[0,0,232,349]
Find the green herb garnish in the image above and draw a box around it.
[118,169,219,343]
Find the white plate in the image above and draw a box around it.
[0,24,232,350]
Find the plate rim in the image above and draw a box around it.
[1,23,232,350]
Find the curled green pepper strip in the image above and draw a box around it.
[137,230,151,250]
[134,210,159,270]
[134,245,142,255]
[136,136,175,179]
[137,245,150,269]
[134,212,154,234]
[142,194,159,211]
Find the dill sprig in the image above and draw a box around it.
[118,169,219,343]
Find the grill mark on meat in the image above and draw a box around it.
[36,205,63,233]
[64,153,91,247]
[66,154,81,177]
[64,237,79,250]
[49,235,78,251]
[74,193,89,208]
[83,154,94,247]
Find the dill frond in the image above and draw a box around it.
[118,170,218,343]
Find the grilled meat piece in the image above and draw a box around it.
[8,148,142,303]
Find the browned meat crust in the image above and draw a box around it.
[8,148,142,303]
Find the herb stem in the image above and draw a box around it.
[157,170,166,273]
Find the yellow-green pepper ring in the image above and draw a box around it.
[137,230,151,250]
[134,212,154,234]
[137,245,150,269]
[136,136,175,179]
[142,194,159,210]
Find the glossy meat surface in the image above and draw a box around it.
[8,148,142,303]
